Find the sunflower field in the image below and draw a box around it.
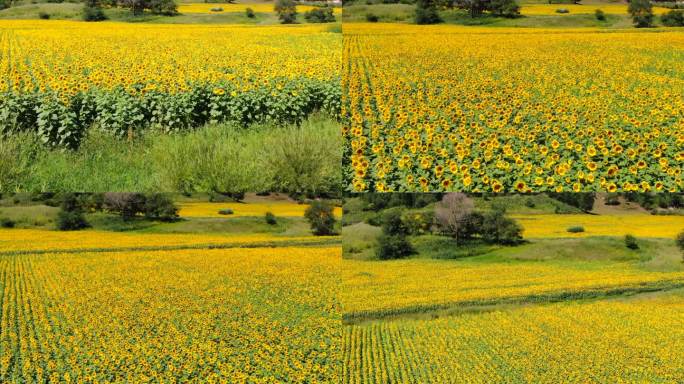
[0,244,341,382]
[0,21,341,148]
[343,24,684,193]
[343,295,684,383]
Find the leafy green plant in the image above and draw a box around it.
[304,200,337,236]
[567,226,585,233]
[624,234,639,250]
[265,212,277,225]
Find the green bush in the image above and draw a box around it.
[218,208,234,215]
[595,9,605,20]
[103,192,146,221]
[661,10,684,26]
[377,234,415,260]
[275,0,298,23]
[245,7,255,17]
[304,200,337,236]
[415,4,441,24]
[38,11,51,19]
[0,217,16,228]
[304,7,335,22]
[624,234,639,250]
[491,0,520,17]
[265,212,277,225]
[676,231,684,262]
[56,194,89,231]
[83,5,108,21]
[381,207,410,236]
[143,194,178,222]
[480,210,523,245]
[628,0,654,27]
[567,225,585,233]
[366,13,379,22]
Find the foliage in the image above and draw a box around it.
[0,217,15,228]
[434,193,474,244]
[38,12,51,19]
[143,193,179,222]
[218,209,234,215]
[595,8,605,20]
[343,24,682,192]
[628,0,654,27]
[118,0,178,15]
[415,0,441,24]
[245,7,255,17]
[380,207,410,236]
[661,9,684,26]
[624,234,639,249]
[490,0,520,17]
[567,225,585,233]
[83,5,108,20]
[275,0,298,23]
[265,211,277,225]
[376,234,415,260]
[366,12,379,21]
[103,192,147,221]
[304,6,336,22]
[56,193,89,231]
[549,193,595,212]
[480,210,523,244]
[304,200,337,236]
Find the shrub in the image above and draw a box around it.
[0,217,15,228]
[148,0,178,16]
[624,234,639,250]
[595,9,605,20]
[56,193,89,231]
[628,0,654,27]
[210,6,223,11]
[549,192,595,212]
[143,194,178,222]
[245,7,255,17]
[275,0,297,24]
[366,12,379,22]
[415,0,441,24]
[480,210,523,245]
[304,200,337,236]
[555,8,569,13]
[83,5,107,21]
[38,11,51,19]
[377,234,415,260]
[490,0,520,17]
[218,208,234,215]
[567,225,585,233]
[265,211,277,225]
[381,207,410,236]
[304,7,335,23]
[676,231,684,262]
[661,10,684,26]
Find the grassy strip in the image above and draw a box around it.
[342,279,684,324]
[0,237,341,256]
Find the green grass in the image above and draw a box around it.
[0,204,59,228]
[0,115,341,193]
[342,222,382,260]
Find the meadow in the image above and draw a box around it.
[0,196,342,382]
[343,24,684,192]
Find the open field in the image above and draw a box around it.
[343,24,684,192]
[514,213,684,238]
[343,291,684,383]
[0,246,341,382]
[178,201,344,218]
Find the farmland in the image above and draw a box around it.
[0,195,342,382]
[341,193,684,381]
[343,24,684,192]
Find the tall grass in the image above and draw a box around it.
[0,116,341,193]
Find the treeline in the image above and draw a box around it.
[83,0,177,21]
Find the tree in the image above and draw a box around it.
[143,194,179,222]
[103,192,146,221]
[661,10,684,27]
[480,210,523,245]
[275,0,297,24]
[57,193,90,231]
[304,200,337,236]
[628,0,653,28]
[435,193,474,245]
[490,0,519,17]
[83,0,107,21]
[415,0,442,24]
